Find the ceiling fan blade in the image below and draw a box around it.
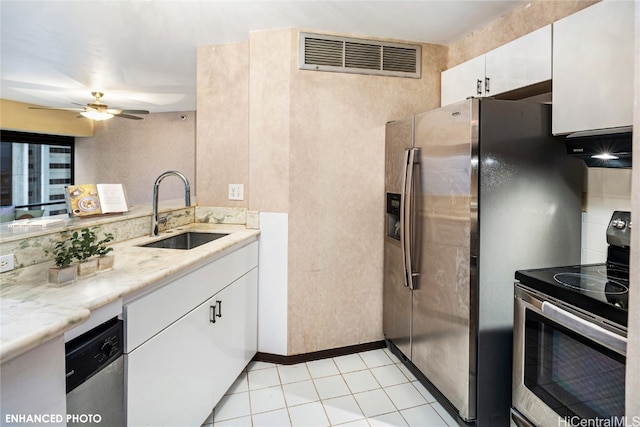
[28,106,85,112]
[120,109,149,115]
[114,113,144,120]
[29,92,148,122]
[106,108,148,115]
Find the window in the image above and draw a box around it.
[0,130,74,216]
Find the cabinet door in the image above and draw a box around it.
[0,336,66,427]
[441,55,485,106]
[485,25,551,96]
[125,268,258,427]
[211,268,258,404]
[126,294,217,427]
[552,0,635,134]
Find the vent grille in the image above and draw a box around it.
[300,33,420,78]
[345,42,381,70]
[304,38,343,67]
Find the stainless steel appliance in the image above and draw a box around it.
[66,317,124,427]
[511,211,631,426]
[383,98,584,425]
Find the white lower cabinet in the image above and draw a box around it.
[124,241,258,427]
[0,336,66,427]
[210,269,258,404]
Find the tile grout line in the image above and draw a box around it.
[211,349,453,427]
[305,356,335,426]
[334,353,370,425]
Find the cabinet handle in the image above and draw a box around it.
[476,79,482,96]
[210,300,222,324]
[485,76,490,93]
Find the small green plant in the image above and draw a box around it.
[46,238,75,268]
[95,232,114,257]
[70,228,98,262]
[46,228,114,267]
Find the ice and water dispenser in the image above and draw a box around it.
[386,193,401,240]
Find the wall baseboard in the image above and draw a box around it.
[253,340,386,365]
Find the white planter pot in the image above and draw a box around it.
[48,265,77,286]
[77,259,98,278]
[98,254,115,272]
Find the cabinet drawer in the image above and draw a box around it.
[124,241,258,351]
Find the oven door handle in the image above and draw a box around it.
[541,301,626,354]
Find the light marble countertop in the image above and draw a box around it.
[0,223,260,363]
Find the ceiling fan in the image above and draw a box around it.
[28,91,150,121]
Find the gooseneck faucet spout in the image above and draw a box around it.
[151,170,191,236]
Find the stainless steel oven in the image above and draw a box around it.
[512,284,626,426]
[511,211,631,426]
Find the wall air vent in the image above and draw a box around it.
[300,32,421,78]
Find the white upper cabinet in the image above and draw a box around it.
[441,25,552,106]
[484,25,552,97]
[552,0,635,135]
[441,55,486,107]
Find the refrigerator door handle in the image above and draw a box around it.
[401,148,417,289]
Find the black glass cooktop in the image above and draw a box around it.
[515,263,628,327]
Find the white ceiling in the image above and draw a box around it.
[0,0,527,113]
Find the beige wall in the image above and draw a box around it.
[197,28,446,355]
[196,42,250,209]
[75,111,195,205]
[0,99,93,137]
[248,30,293,214]
[287,35,445,354]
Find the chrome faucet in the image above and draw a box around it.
[151,170,191,236]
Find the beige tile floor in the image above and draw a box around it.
[202,348,458,427]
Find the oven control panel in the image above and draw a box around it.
[607,211,631,248]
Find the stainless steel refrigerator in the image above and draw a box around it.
[383,98,583,426]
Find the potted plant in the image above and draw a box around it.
[46,237,77,285]
[72,228,99,277]
[95,231,115,271]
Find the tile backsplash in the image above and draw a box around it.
[581,168,632,263]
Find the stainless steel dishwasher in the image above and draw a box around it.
[66,317,124,426]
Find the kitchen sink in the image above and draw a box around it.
[140,232,228,250]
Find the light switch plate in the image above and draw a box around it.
[0,253,15,273]
[228,184,244,201]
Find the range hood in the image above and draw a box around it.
[566,127,633,168]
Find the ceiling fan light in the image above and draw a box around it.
[81,110,114,121]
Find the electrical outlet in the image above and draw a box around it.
[228,184,244,201]
[0,253,15,273]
